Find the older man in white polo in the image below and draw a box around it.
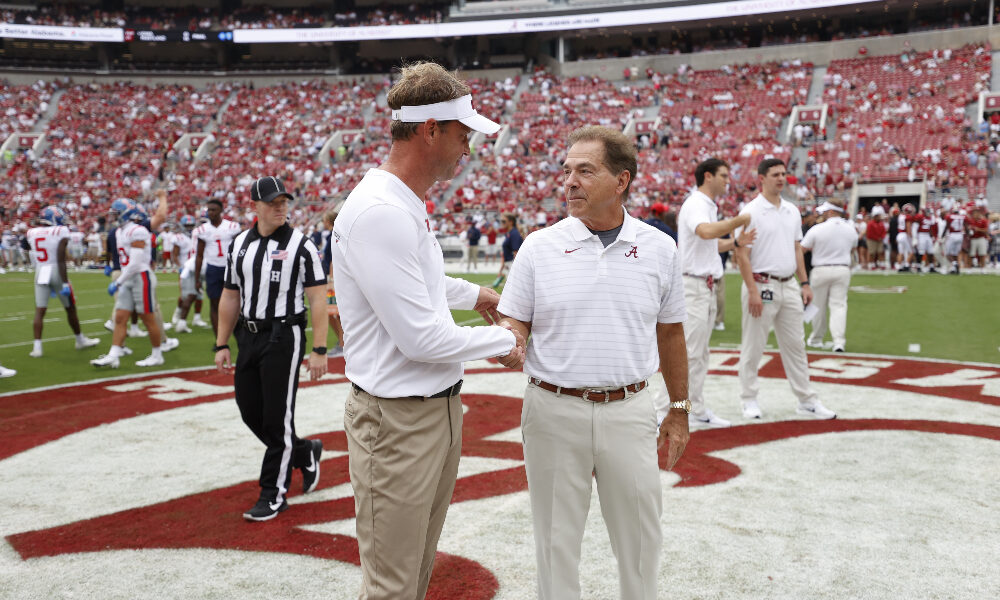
[498,125,690,600]
[802,200,857,352]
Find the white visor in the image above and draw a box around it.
[391,94,501,135]
[816,201,845,214]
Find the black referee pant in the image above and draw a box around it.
[234,321,312,504]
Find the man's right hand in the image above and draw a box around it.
[747,288,764,318]
[104,265,113,276]
[215,348,232,373]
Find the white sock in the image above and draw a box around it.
[152,346,163,359]
[171,308,181,322]
[75,333,86,343]
[110,345,124,358]
[33,340,42,353]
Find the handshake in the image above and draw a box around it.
[474,286,526,371]
[495,321,527,370]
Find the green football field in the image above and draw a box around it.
[0,269,997,393]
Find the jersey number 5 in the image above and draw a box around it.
[33,237,48,262]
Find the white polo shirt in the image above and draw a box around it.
[497,207,686,391]
[800,215,857,266]
[737,194,802,277]
[677,188,723,278]
[332,168,516,398]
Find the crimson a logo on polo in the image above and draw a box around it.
[3,353,999,599]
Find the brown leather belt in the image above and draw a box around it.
[528,377,647,403]
[753,272,794,283]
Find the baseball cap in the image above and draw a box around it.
[251,176,294,203]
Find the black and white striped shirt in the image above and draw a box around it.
[224,223,325,320]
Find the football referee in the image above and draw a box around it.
[214,176,329,522]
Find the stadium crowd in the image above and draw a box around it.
[1,2,448,30]
[1,45,1000,275]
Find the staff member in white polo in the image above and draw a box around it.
[802,200,857,353]
[498,126,690,600]
[332,62,525,600]
[677,158,756,428]
[735,158,836,420]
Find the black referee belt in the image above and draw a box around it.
[352,379,463,401]
[239,313,306,333]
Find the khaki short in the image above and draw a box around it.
[866,239,883,255]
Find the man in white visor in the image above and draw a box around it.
[332,62,524,600]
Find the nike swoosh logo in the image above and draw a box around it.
[565,248,582,254]
[304,457,316,473]
[268,501,283,511]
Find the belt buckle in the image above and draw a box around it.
[246,320,258,333]
[584,389,610,403]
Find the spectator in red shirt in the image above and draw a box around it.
[865,213,887,269]
[967,206,990,267]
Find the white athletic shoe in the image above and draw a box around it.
[689,409,731,428]
[713,322,725,331]
[796,401,837,420]
[136,354,165,367]
[29,348,42,358]
[329,345,344,358]
[127,325,147,338]
[741,400,763,419]
[104,319,114,332]
[0,267,6,275]
[806,339,825,349]
[75,337,100,350]
[120,346,134,356]
[192,316,210,328]
[162,322,173,331]
[91,354,120,368]
[832,344,845,353]
[0,365,15,378]
[174,320,192,333]
[161,337,180,352]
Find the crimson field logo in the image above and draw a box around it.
[2,353,999,599]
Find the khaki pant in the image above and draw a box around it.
[807,266,850,349]
[683,276,717,416]
[345,386,463,600]
[738,279,818,406]
[714,274,726,327]
[522,383,662,600]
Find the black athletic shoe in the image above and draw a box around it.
[302,439,323,494]
[243,497,288,522]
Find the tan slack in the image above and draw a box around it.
[345,386,463,600]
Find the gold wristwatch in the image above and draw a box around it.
[669,400,692,414]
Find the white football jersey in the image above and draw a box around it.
[194,219,241,268]
[27,225,70,266]
[116,222,152,272]
[174,231,193,262]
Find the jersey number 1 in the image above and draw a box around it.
[216,239,224,257]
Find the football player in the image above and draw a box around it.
[26,206,99,357]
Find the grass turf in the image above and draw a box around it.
[0,269,996,393]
